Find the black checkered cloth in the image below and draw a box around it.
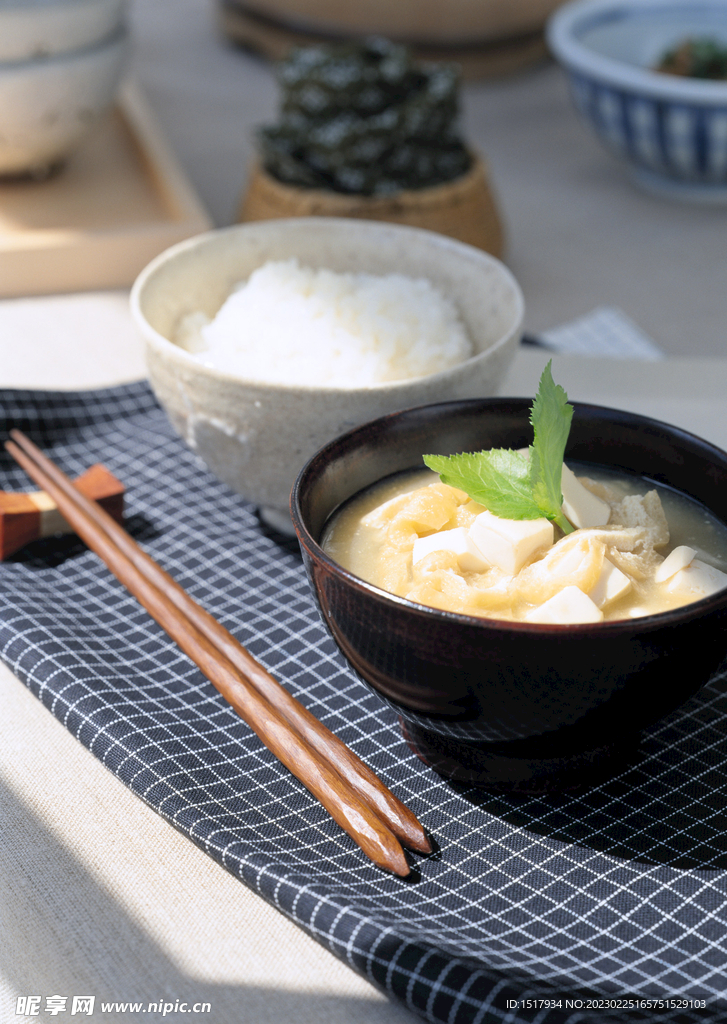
[1,383,726,1024]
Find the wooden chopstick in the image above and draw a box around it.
[7,429,429,856]
[7,431,431,873]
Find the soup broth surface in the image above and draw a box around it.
[322,465,727,623]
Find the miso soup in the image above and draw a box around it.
[322,465,727,624]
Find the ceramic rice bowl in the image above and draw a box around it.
[131,218,523,534]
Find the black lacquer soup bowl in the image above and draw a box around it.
[291,399,727,792]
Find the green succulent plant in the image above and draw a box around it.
[257,37,471,196]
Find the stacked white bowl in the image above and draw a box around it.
[0,0,129,176]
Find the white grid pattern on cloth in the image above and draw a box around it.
[1,383,727,1024]
[538,308,664,362]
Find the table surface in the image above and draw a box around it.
[2,1,727,1021]
[124,0,727,359]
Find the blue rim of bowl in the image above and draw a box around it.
[291,397,727,636]
[548,0,727,103]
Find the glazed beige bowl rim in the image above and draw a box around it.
[0,0,126,65]
[0,21,127,74]
[0,0,121,11]
[130,218,525,396]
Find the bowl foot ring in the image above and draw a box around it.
[400,719,637,793]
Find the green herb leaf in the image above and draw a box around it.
[529,361,574,534]
[423,449,544,520]
[423,361,575,532]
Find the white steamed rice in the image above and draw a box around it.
[175,258,473,387]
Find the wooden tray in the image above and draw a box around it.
[218,1,549,80]
[0,81,212,298]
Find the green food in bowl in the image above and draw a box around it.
[656,36,727,79]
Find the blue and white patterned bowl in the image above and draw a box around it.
[547,0,727,200]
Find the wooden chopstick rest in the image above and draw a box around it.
[0,463,124,559]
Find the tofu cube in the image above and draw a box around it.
[654,545,696,583]
[526,586,604,624]
[666,559,727,599]
[412,527,491,572]
[590,558,632,608]
[561,464,611,529]
[550,542,589,577]
[469,510,553,575]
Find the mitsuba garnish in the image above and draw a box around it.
[424,362,574,534]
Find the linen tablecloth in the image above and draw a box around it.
[2,380,727,1024]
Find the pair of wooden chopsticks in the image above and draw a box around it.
[5,430,431,876]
